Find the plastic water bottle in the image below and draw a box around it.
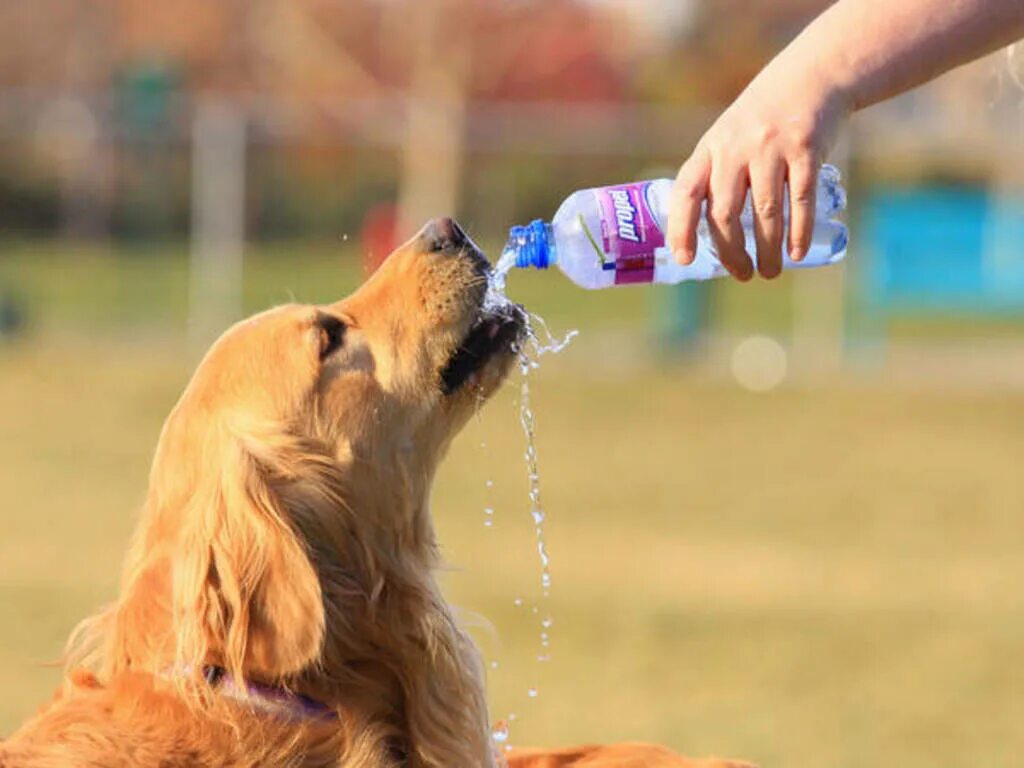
[499,165,848,288]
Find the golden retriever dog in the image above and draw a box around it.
[1,219,749,768]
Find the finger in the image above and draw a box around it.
[706,161,753,281]
[669,148,711,265]
[749,157,785,279]
[787,156,817,262]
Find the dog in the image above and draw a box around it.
[1,219,750,768]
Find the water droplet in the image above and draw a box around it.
[492,723,509,743]
[508,713,518,722]
[536,543,550,567]
[531,605,539,614]
[541,617,553,629]
[527,687,538,698]
[513,598,523,607]
[485,479,494,488]
[490,660,499,670]
[483,519,494,529]
[537,654,551,663]
[484,507,494,516]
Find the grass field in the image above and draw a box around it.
[2,241,1024,767]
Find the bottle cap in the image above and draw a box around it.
[507,219,552,269]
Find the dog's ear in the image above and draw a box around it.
[172,425,326,682]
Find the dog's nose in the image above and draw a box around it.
[421,217,469,253]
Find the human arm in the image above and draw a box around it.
[668,0,1024,280]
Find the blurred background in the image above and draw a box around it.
[1,1,1024,766]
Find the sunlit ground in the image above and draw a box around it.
[2,242,1023,768]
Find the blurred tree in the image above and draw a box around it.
[631,0,830,105]
[0,0,843,239]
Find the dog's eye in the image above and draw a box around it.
[317,316,346,360]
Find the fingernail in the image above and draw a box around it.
[673,248,694,266]
[790,247,805,262]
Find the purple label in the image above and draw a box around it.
[595,181,663,285]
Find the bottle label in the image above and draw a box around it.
[595,181,663,284]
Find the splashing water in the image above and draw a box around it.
[492,721,510,744]
[518,374,551,596]
[491,247,576,603]
[487,246,517,304]
[483,243,573,598]
[486,244,577,603]
[485,243,577,747]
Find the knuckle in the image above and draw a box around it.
[752,122,780,148]
[786,121,818,152]
[790,184,815,206]
[677,180,704,203]
[710,196,742,224]
[710,209,736,229]
[754,197,781,220]
[703,133,729,153]
[793,133,817,154]
[708,137,733,156]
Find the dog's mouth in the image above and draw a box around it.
[440,303,525,395]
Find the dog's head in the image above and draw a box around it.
[180,216,521,473]
[112,219,523,695]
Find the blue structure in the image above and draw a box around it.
[862,187,1024,314]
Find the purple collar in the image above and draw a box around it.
[203,666,338,721]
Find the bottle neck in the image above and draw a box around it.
[507,219,554,269]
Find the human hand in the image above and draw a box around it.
[668,68,850,281]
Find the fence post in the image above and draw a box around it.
[189,99,246,349]
[395,0,469,239]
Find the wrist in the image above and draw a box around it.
[778,48,855,118]
[746,58,853,140]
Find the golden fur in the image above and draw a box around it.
[0,220,751,768]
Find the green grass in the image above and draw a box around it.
[2,241,1024,767]
[5,238,1022,345]
[0,239,657,336]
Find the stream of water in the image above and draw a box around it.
[485,248,578,752]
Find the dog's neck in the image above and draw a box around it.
[95,465,491,767]
[200,665,338,722]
